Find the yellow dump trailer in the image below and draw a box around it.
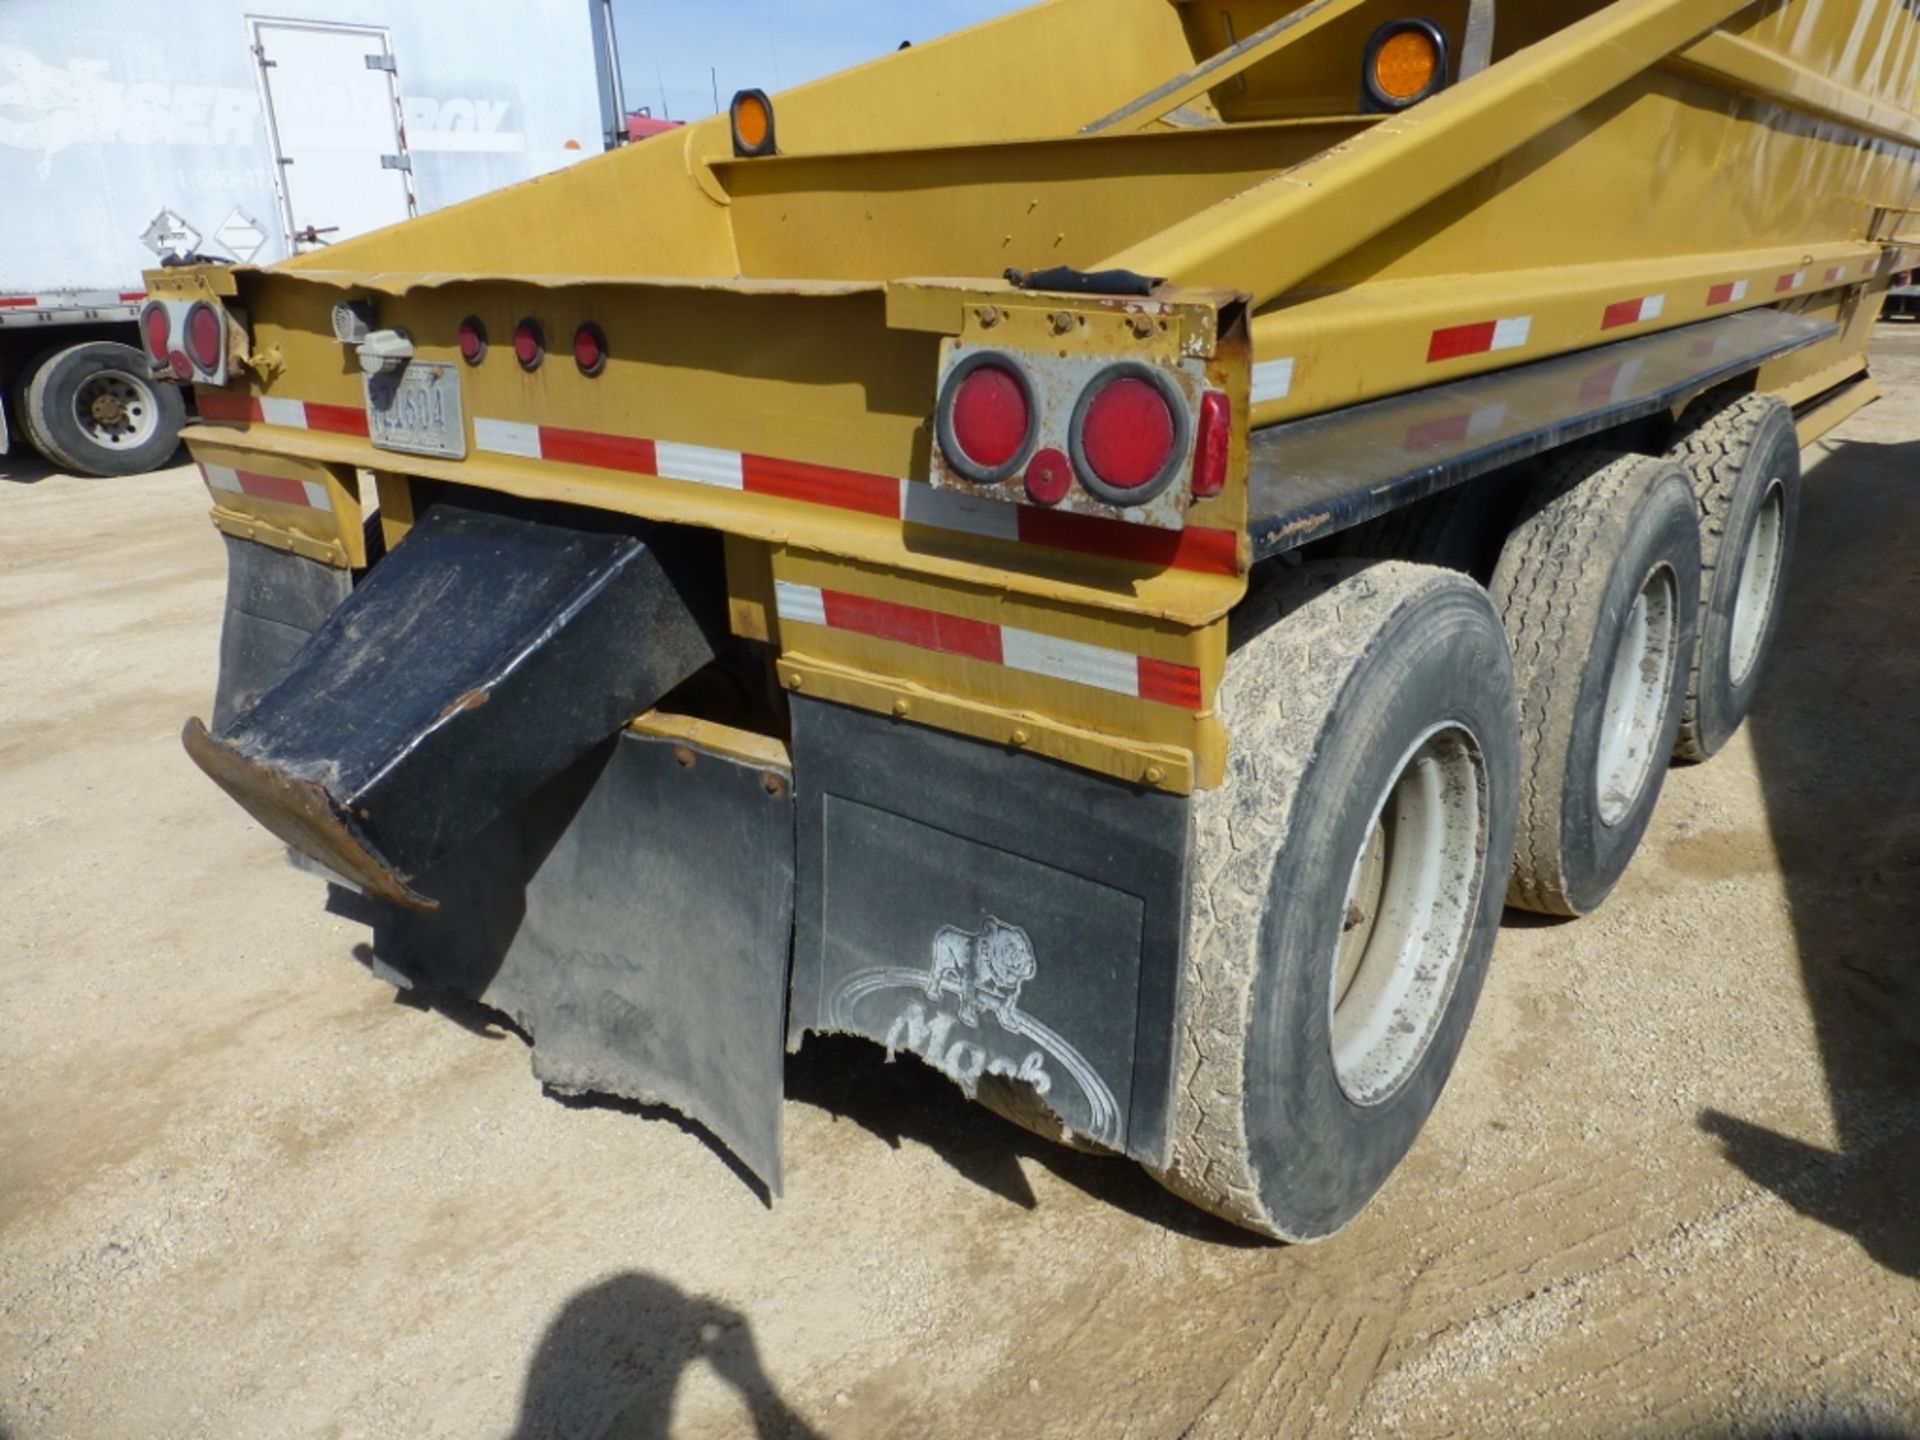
[153,0,1920,1239]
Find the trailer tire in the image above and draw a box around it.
[1666,393,1799,761]
[1491,452,1699,917]
[9,344,66,459]
[21,342,184,477]
[1157,561,1519,1241]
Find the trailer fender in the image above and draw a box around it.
[787,696,1192,1161]
[184,493,727,908]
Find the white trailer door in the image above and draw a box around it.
[251,18,416,253]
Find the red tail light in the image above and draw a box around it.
[937,354,1035,483]
[141,303,171,363]
[185,302,224,373]
[1192,391,1231,498]
[457,316,487,365]
[1070,365,1188,506]
[168,351,194,382]
[514,318,545,371]
[573,322,607,377]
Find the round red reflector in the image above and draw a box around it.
[457,316,487,365]
[168,350,193,382]
[1080,376,1174,493]
[951,364,1029,470]
[573,322,607,376]
[185,303,224,373]
[142,304,171,363]
[1024,448,1071,506]
[514,318,544,371]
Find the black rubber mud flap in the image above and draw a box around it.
[787,697,1192,1163]
[371,728,796,1191]
[183,495,725,909]
[211,535,353,731]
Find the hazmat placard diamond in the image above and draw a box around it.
[140,209,202,261]
[215,208,268,262]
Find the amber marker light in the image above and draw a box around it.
[1364,20,1448,111]
[730,89,777,157]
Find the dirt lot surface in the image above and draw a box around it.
[5,331,1920,1440]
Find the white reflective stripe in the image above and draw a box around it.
[1640,294,1666,320]
[1000,626,1138,696]
[773,581,827,626]
[301,480,331,509]
[1730,279,1750,301]
[259,396,308,428]
[1251,357,1295,405]
[473,417,542,458]
[655,441,743,489]
[901,481,1019,541]
[1490,317,1532,351]
[201,463,243,493]
[1787,271,1806,288]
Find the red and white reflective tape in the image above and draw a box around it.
[1706,279,1750,305]
[773,580,1203,710]
[1600,294,1665,330]
[1823,265,1845,284]
[0,289,146,309]
[200,461,330,510]
[197,390,368,436]
[1775,270,1807,293]
[472,416,1239,576]
[1251,356,1296,405]
[1427,316,1531,363]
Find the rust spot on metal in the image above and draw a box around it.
[437,687,491,720]
[181,717,438,911]
[1271,511,1334,543]
[761,772,788,797]
[674,744,696,768]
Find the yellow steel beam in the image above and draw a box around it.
[1098,0,1763,304]
[1666,28,1920,147]
[1084,0,1376,135]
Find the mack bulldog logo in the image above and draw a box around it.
[827,919,1121,1148]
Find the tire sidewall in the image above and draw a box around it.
[29,342,185,477]
[1243,585,1519,1240]
[1558,472,1700,913]
[1694,415,1800,753]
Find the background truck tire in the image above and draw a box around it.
[1491,452,1700,917]
[20,342,185,477]
[1157,561,1520,1242]
[1666,392,1800,762]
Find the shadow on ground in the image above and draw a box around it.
[0,451,58,486]
[1698,433,1920,1278]
[510,1273,822,1440]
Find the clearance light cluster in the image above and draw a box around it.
[142,297,238,386]
[459,314,606,377]
[936,352,1228,512]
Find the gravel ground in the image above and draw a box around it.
[3,330,1918,1440]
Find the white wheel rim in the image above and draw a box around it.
[1330,723,1486,1107]
[1595,565,1678,827]
[1728,480,1786,687]
[71,369,160,450]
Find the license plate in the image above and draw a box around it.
[365,361,465,460]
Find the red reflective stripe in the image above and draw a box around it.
[1707,282,1739,305]
[540,426,657,473]
[197,391,262,423]
[1427,320,1499,363]
[1775,273,1798,292]
[1600,299,1644,330]
[1136,656,1203,711]
[819,590,1003,664]
[0,296,37,308]
[119,291,147,303]
[236,471,311,507]
[1015,508,1240,577]
[304,402,368,437]
[742,454,900,517]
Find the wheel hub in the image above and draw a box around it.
[1330,724,1487,1107]
[70,369,159,450]
[89,392,129,426]
[1595,565,1679,826]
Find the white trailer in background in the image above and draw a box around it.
[1,0,623,476]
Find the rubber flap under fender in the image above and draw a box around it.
[183,494,726,908]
